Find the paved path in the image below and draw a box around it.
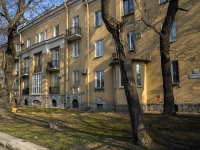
[0,132,48,150]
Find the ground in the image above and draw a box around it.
[0,104,200,150]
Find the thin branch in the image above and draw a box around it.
[178,7,189,11]
[0,0,12,23]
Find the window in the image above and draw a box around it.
[123,0,134,16]
[44,30,47,40]
[35,35,39,43]
[27,39,31,48]
[73,43,79,57]
[160,0,170,4]
[33,73,42,94]
[35,54,41,66]
[16,44,20,53]
[94,11,102,27]
[25,78,29,88]
[119,68,124,87]
[171,60,179,84]
[14,80,19,90]
[136,64,142,87]
[73,70,79,86]
[127,31,135,50]
[54,24,59,37]
[170,21,176,42]
[73,16,79,27]
[53,51,59,67]
[39,32,44,42]
[95,40,104,57]
[15,63,19,72]
[53,74,59,87]
[95,71,104,88]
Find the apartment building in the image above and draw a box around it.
[1,0,200,113]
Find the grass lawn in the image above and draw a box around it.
[0,107,200,150]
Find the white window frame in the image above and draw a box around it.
[15,63,19,72]
[32,73,42,94]
[73,16,79,27]
[170,21,176,42]
[35,35,39,43]
[95,40,104,57]
[16,44,20,53]
[27,39,31,48]
[95,71,104,88]
[94,10,102,27]
[39,32,44,42]
[54,24,59,37]
[35,54,41,66]
[119,68,124,88]
[72,70,79,86]
[53,50,59,67]
[73,43,79,57]
[127,31,135,51]
[136,64,142,87]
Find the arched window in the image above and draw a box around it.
[52,99,57,107]
[25,99,28,105]
[72,99,79,108]
[33,100,41,106]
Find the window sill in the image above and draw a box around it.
[94,24,102,28]
[129,49,135,52]
[73,55,79,58]
[172,83,180,86]
[122,12,134,18]
[119,86,124,89]
[94,88,104,92]
[95,55,103,58]
[170,40,177,43]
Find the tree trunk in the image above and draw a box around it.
[101,0,152,146]
[160,0,179,115]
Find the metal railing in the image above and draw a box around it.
[47,60,59,68]
[34,65,42,73]
[22,88,29,95]
[21,67,29,75]
[66,26,81,37]
[49,86,60,94]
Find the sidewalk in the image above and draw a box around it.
[0,132,48,150]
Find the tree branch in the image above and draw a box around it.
[178,7,188,11]
[0,0,12,23]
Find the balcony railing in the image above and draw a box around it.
[34,65,42,73]
[14,52,20,60]
[49,86,60,94]
[22,88,29,95]
[46,60,59,72]
[66,26,82,41]
[20,68,29,77]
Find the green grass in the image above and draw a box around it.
[0,107,200,150]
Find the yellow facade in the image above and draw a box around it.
[1,0,199,113]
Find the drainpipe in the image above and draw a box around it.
[64,2,69,107]
[16,28,21,105]
[86,0,90,108]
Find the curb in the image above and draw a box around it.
[0,132,48,150]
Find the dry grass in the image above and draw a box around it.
[0,107,200,150]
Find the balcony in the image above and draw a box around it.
[46,60,59,72]
[14,52,20,60]
[49,86,60,94]
[22,88,29,95]
[20,68,29,77]
[66,26,82,41]
[34,65,42,73]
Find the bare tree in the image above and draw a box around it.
[101,0,152,147]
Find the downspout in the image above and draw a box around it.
[16,28,21,105]
[86,0,90,108]
[64,2,69,107]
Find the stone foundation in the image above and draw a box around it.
[147,103,200,113]
[20,94,65,109]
